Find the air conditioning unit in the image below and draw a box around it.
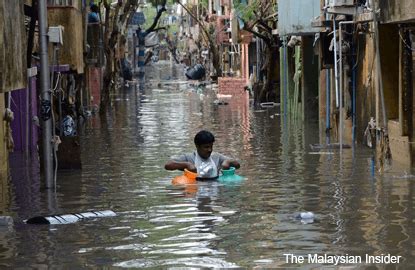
[329,0,355,7]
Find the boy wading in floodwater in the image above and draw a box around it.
[164,130,240,180]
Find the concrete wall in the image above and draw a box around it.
[356,35,376,143]
[379,0,415,23]
[218,77,247,97]
[354,23,409,165]
[241,44,249,83]
[378,24,412,166]
[302,36,319,122]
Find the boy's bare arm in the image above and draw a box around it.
[164,160,197,172]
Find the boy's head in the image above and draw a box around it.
[90,4,99,13]
[194,130,215,159]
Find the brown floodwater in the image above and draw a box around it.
[3,61,415,269]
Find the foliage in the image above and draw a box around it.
[233,0,260,22]
[199,0,208,9]
[233,0,277,27]
[142,4,158,29]
[233,0,278,103]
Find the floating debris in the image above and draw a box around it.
[0,216,13,227]
[25,210,116,225]
[392,172,415,179]
[310,143,351,150]
[295,212,315,224]
[213,100,229,105]
[216,94,232,99]
[260,102,279,108]
[308,152,335,155]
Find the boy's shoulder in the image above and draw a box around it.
[173,152,196,161]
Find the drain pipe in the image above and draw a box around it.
[332,17,342,153]
[326,68,331,142]
[325,0,331,144]
[339,21,355,151]
[352,42,357,144]
[332,18,340,110]
[372,3,388,137]
[283,36,288,119]
[38,0,54,188]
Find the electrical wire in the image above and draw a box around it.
[50,45,61,192]
[398,30,415,52]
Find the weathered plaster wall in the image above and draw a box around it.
[0,0,27,93]
[356,35,376,143]
[379,0,415,23]
[355,25,399,141]
[48,7,84,73]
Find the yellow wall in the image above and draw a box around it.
[0,93,9,181]
[0,0,27,93]
[48,7,85,73]
[356,34,376,141]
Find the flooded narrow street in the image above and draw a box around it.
[4,62,415,268]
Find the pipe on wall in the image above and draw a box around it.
[339,21,356,151]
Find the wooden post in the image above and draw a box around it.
[293,46,301,119]
[280,39,286,116]
[399,27,404,136]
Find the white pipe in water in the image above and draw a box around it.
[332,18,340,109]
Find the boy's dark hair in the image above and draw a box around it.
[90,4,99,13]
[194,130,215,146]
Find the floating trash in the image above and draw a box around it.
[185,64,206,80]
[392,172,415,179]
[310,143,351,150]
[308,152,335,155]
[260,102,279,108]
[295,212,315,224]
[0,216,13,227]
[216,94,232,99]
[62,115,76,136]
[213,100,229,105]
[25,210,116,225]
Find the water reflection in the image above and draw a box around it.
[2,62,415,268]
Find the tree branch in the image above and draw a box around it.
[243,23,270,44]
[146,5,166,33]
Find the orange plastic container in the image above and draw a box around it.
[172,169,197,185]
